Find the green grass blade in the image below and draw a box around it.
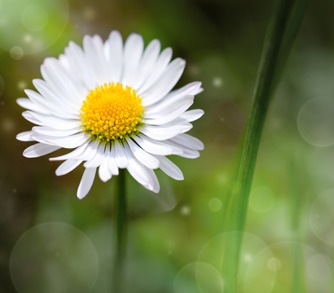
[221,0,308,291]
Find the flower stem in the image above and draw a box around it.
[113,169,127,293]
[222,0,308,291]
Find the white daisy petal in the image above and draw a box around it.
[180,109,205,122]
[165,81,203,101]
[41,58,83,107]
[127,157,160,193]
[144,82,202,116]
[101,147,119,176]
[17,131,35,142]
[113,142,129,168]
[133,135,183,155]
[17,98,49,114]
[104,31,123,82]
[126,138,159,169]
[78,141,100,161]
[64,41,92,88]
[98,153,112,182]
[157,156,184,180]
[84,143,105,168]
[141,58,186,106]
[25,89,77,119]
[32,80,79,116]
[138,47,173,94]
[143,97,193,125]
[32,126,82,137]
[146,168,160,193]
[32,132,89,149]
[17,30,203,199]
[77,167,97,199]
[132,39,161,89]
[59,54,70,70]
[23,143,60,158]
[83,35,109,85]
[121,33,144,87]
[178,149,200,159]
[56,159,82,176]
[49,141,90,161]
[22,111,41,125]
[171,133,204,150]
[165,140,201,158]
[24,111,81,129]
[108,157,119,176]
[144,94,194,118]
[140,123,192,141]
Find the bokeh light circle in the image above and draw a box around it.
[0,0,69,54]
[174,262,224,293]
[249,186,276,214]
[253,241,331,293]
[297,97,334,147]
[208,198,222,212]
[309,189,334,246]
[306,253,332,290]
[21,4,49,32]
[10,46,24,60]
[10,222,99,293]
[198,232,275,293]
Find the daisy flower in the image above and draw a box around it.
[16,31,204,199]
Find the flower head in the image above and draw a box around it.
[17,31,204,199]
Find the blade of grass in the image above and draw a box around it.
[221,0,308,291]
[113,169,127,293]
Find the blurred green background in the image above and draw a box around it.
[1,0,334,292]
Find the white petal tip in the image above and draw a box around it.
[150,186,160,193]
[77,193,86,200]
[16,132,32,142]
[22,151,31,158]
[77,188,89,199]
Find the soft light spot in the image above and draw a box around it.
[249,186,275,214]
[174,262,224,293]
[180,205,190,216]
[212,77,223,87]
[267,257,281,271]
[23,34,32,43]
[10,46,24,60]
[81,82,143,143]
[310,189,334,246]
[243,253,253,263]
[21,4,48,31]
[83,7,96,20]
[297,97,334,147]
[10,222,99,293]
[306,254,332,292]
[17,81,27,90]
[2,118,15,132]
[208,198,222,212]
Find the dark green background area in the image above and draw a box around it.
[1,0,334,292]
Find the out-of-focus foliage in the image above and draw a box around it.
[1,0,334,292]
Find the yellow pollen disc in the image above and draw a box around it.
[80,82,144,143]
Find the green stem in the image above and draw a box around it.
[113,169,127,293]
[222,0,308,291]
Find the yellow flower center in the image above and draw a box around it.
[80,83,143,143]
